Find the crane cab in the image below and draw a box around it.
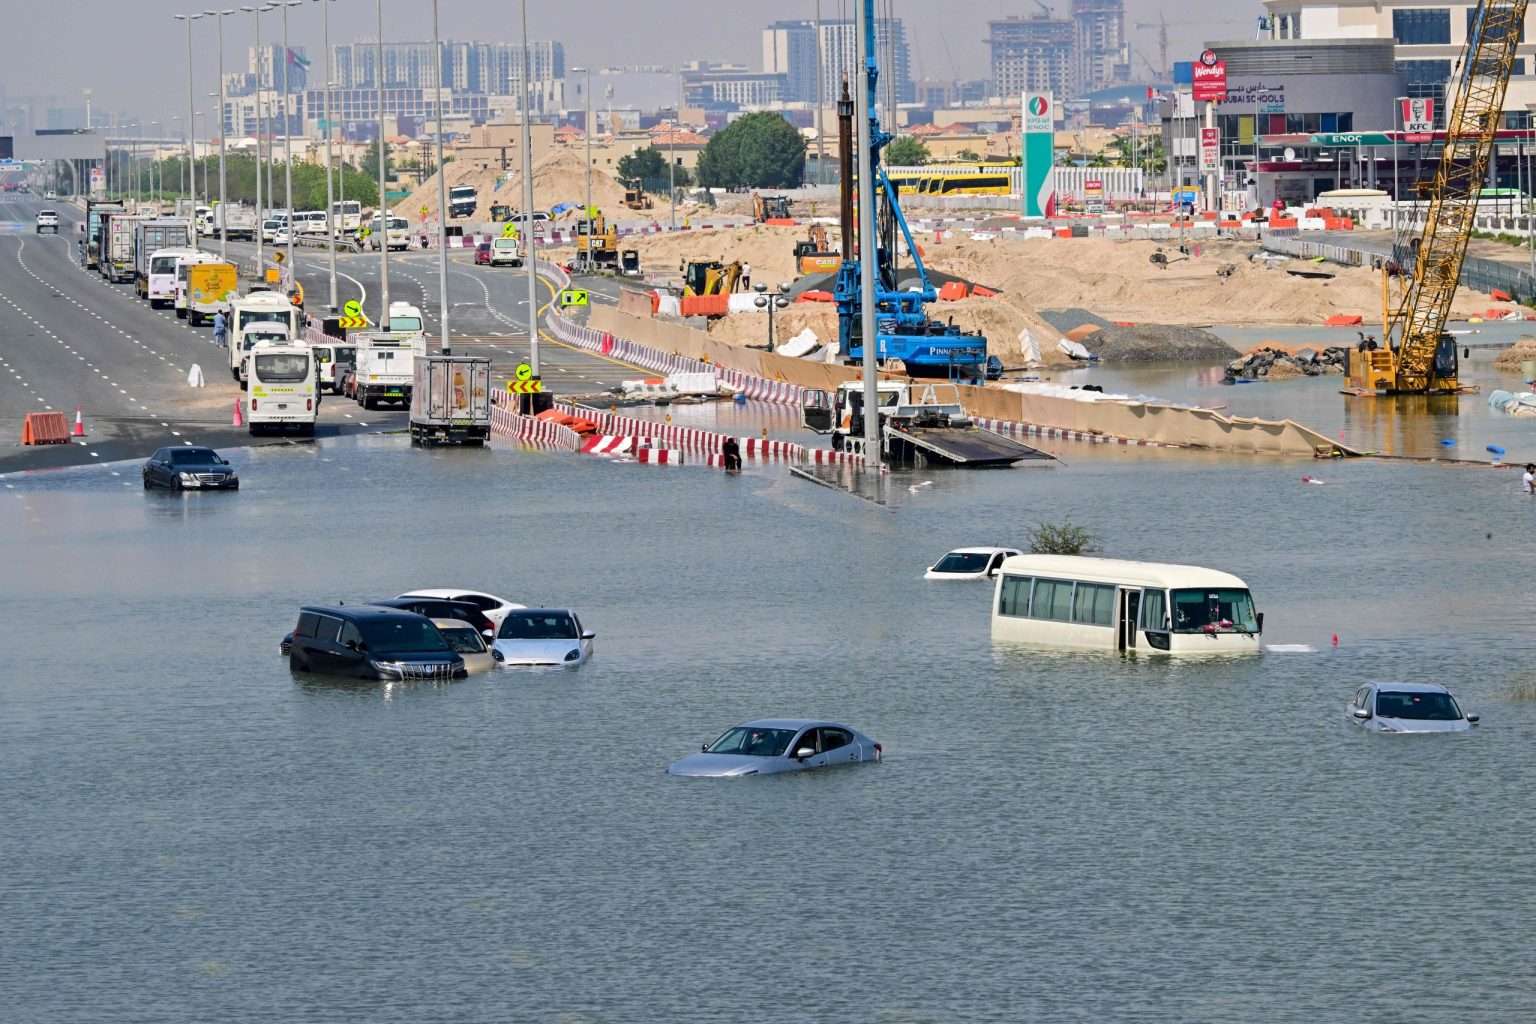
[1346,333,1460,394]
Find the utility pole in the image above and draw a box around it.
[210,8,233,260]
[242,4,274,268]
[669,68,678,230]
[431,0,450,353]
[173,13,204,202]
[518,0,540,376]
[374,0,390,325]
[279,0,299,277]
[814,0,824,187]
[855,0,880,469]
[316,0,337,311]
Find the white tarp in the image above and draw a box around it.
[1056,338,1092,361]
[666,371,720,395]
[728,293,760,313]
[776,327,820,359]
[1018,329,1040,364]
[656,293,681,317]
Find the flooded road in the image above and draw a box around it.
[4,432,1535,1022]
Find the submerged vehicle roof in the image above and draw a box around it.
[998,555,1250,589]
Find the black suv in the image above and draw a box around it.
[370,598,496,638]
[288,606,466,680]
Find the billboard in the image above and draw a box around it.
[1084,178,1105,214]
[1021,91,1056,219]
[1199,127,1221,174]
[1402,97,1434,142]
[1192,50,1228,103]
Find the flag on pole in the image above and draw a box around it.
[287,48,310,71]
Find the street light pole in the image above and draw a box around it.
[173,13,205,204]
[431,0,450,352]
[854,0,880,469]
[242,4,273,268]
[315,0,337,311]
[208,9,234,259]
[374,0,390,325]
[572,65,591,268]
[669,68,678,230]
[518,0,539,376]
[279,0,300,278]
[814,0,824,187]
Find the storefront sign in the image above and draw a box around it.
[1193,50,1228,103]
[1311,132,1393,147]
[1199,127,1221,173]
[1402,98,1434,142]
[1084,178,1105,214]
[1021,91,1056,219]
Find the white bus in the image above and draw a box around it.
[331,200,362,232]
[246,344,318,436]
[990,555,1263,656]
[367,214,410,251]
[147,247,201,308]
[229,290,303,382]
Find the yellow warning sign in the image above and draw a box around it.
[342,299,363,319]
[559,288,589,308]
[500,222,519,239]
[337,316,369,329]
[514,362,533,381]
[505,378,544,394]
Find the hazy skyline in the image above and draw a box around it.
[3,0,1262,125]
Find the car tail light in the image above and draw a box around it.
[306,398,313,411]
[251,398,258,410]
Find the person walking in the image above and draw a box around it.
[212,309,228,348]
[741,261,752,292]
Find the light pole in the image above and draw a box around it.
[173,12,205,205]
[430,0,449,352]
[171,115,184,197]
[195,112,208,210]
[374,0,390,325]
[314,0,337,311]
[854,0,879,469]
[814,0,824,187]
[1393,95,1407,240]
[753,282,791,349]
[278,0,301,278]
[241,4,275,268]
[150,123,161,203]
[517,0,539,376]
[572,65,591,269]
[207,9,234,259]
[669,68,678,230]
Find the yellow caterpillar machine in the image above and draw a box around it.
[752,193,793,222]
[622,180,653,211]
[575,212,619,270]
[680,259,742,296]
[1350,0,1526,395]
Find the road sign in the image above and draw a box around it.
[337,315,369,329]
[559,288,589,308]
[500,222,519,239]
[514,362,534,382]
[506,378,544,394]
[343,299,363,319]
[1199,127,1221,174]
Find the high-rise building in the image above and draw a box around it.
[761,18,913,106]
[330,40,563,93]
[247,44,309,94]
[988,16,1073,100]
[1071,0,1126,96]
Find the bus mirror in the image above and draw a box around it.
[1256,612,1264,633]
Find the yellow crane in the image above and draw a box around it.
[1351,0,1527,395]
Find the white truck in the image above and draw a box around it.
[202,204,258,241]
[366,213,410,252]
[353,328,427,410]
[176,258,239,325]
[410,356,491,446]
[229,290,304,383]
[99,210,141,283]
[246,344,318,436]
[133,219,195,301]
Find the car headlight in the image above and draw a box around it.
[179,472,197,482]
[564,648,581,662]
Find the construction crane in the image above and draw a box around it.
[1349,0,1527,395]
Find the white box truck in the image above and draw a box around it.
[410,356,491,446]
[353,330,427,409]
[134,219,194,301]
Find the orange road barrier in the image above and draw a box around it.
[21,411,70,445]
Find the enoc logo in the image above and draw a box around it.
[1199,49,1219,67]
[1027,95,1050,117]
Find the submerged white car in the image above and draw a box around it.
[397,589,525,631]
[925,546,1022,580]
[1348,682,1479,734]
[667,719,883,777]
[491,608,594,667]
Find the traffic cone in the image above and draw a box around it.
[71,406,86,437]
[232,399,244,428]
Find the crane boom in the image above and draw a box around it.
[1358,0,1528,394]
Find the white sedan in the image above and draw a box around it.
[1348,682,1479,734]
[397,589,524,631]
[491,608,594,668]
[924,546,1022,581]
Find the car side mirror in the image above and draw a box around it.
[482,629,495,640]
[1466,713,1480,724]
[794,747,815,760]
[701,743,708,752]
[491,648,504,662]
[581,630,596,640]
[1351,706,1371,720]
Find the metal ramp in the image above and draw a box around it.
[886,425,1054,468]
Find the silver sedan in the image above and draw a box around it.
[667,719,882,778]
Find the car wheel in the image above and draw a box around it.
[143,476,152,490]
[170,477,182,492]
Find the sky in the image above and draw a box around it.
[1,0,1263,125]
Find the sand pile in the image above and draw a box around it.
[1079,324,1238,363]
[402,148,630,222]
[624,224,811,285]
[918,236,1493,326]
[1494,338,1536,371]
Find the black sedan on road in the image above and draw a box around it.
[142,446,240,491]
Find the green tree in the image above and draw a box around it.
[695,112,805,189]
[617,146,666,184]
[884,135,931,167]
[1027,519,1098,556]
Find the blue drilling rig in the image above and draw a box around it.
[832,0,987,380]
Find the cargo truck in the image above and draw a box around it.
[83,200,126,270]
[202,204,258,241]
[353,329,427,409]
[179,260,239,325]
[448,185,478,219]
[98,210,141,283]
[134,219,195,301]
[410,356,491,446]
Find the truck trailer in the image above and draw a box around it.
[410,356,491,446]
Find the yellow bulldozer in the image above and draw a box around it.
[575,212,619,270]
[622,180,653,211]
[752,192,793,222]
[680,259,742,297]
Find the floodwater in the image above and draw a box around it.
[4,433,1536,1022]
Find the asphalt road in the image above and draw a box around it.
[0,197,648,473]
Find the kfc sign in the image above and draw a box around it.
[1193,51,1228,103]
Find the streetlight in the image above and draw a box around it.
[313,0,338,311]
[241,4,275,269]
[206,9,234,259]
[572,65,592,270]
[277,0,302,278]
[430,0,450,352]
[149,122,161,203]
[669,68,679,230]
[517,0,539,376]
[170,114,184,197]
[172,13,205,205]
[194,111,208,210]
[1393,94,1407,240]
[753,282,791,350]
[373,0,390,325]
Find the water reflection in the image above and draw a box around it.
[291,667,464,701]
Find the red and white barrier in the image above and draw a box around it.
[580,434,638,455]
[489,398,581,450]
[635,447,683,465]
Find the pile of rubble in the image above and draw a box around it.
[1224,346,1350,382]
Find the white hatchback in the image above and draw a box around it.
[491,608,594,668]
[925,546,1022,581]
[397,589,524,631]
[1348,682,1479,734]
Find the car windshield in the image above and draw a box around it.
[1171,588,1258,633]
[169,449,218,465]
[240,310,292,326]
[706,727,799,757]
[388,316,423,332]
[151,256,179,273]
[359,618,449,654]
[254,353,308,382]
[498,612,578,640]
[933,552,990,573]
[1376,690,1463,721]
[438,627,486,654]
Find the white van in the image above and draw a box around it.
[294,210,328,236]
[367,214,410,251]
[387,301,425,336]
[990,555,1263,656]
[229,290,303,382]
[173,251,220,318]
[147,247,200,307]
[309,339,356,394]
[246,344,318,436]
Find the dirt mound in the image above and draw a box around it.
[625,224,811,287]
[1040,307,1115,334]
[401,147,630,222]
[1494,338,1536,371]
[1079,323,1238,364]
